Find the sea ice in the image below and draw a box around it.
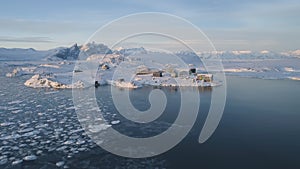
[23,155,37,161]
[56,161,65,167]
[0,158,8,165]
[0,122,15,127]
[88,124,111,133]
[11,159,23,165]
[111,120,120,125]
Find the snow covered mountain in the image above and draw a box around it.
[174,50,298,64]
[211,50,292,60]
[0,43,107,61]
[175,51,202,66]
[0,47,48,61]
[281,50,300,58]
[0,44,80,61]
[113,47,147,56]
[44,44,80,61]
[1,42,300,61]
[80,42,112,56]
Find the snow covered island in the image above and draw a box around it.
[75,43,219,89]
[91,63,217,89]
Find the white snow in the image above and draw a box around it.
[24,74,84,89]
[39,64,60,68]
[232,50,252,55]
[112,81,141,88]
[260,50,270,54]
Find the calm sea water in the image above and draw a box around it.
[0,65,300,169]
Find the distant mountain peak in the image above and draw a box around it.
[45,43,80,61]
[1,42,300,61]
[80,42,112,55]
[114,47,147,56]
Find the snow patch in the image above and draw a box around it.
[6,67,36,77]
[39,64,60,68]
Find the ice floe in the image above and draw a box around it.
[0,122,15,127]
[111,120,120,125]
[23,155,37,161]
[56,161,65,167]
[11,159,23,165]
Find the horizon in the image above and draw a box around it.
[1,42,299,54]
[0,0,299,52]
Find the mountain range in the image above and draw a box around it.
[0,42,299,61]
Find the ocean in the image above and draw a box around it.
[0,65,300,168]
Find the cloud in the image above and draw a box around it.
[0,19,89,34]
[0,36,53,43]
[0,0,299,51]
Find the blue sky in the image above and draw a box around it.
[0,0,299,51]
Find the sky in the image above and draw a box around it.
[0,0,299,52]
